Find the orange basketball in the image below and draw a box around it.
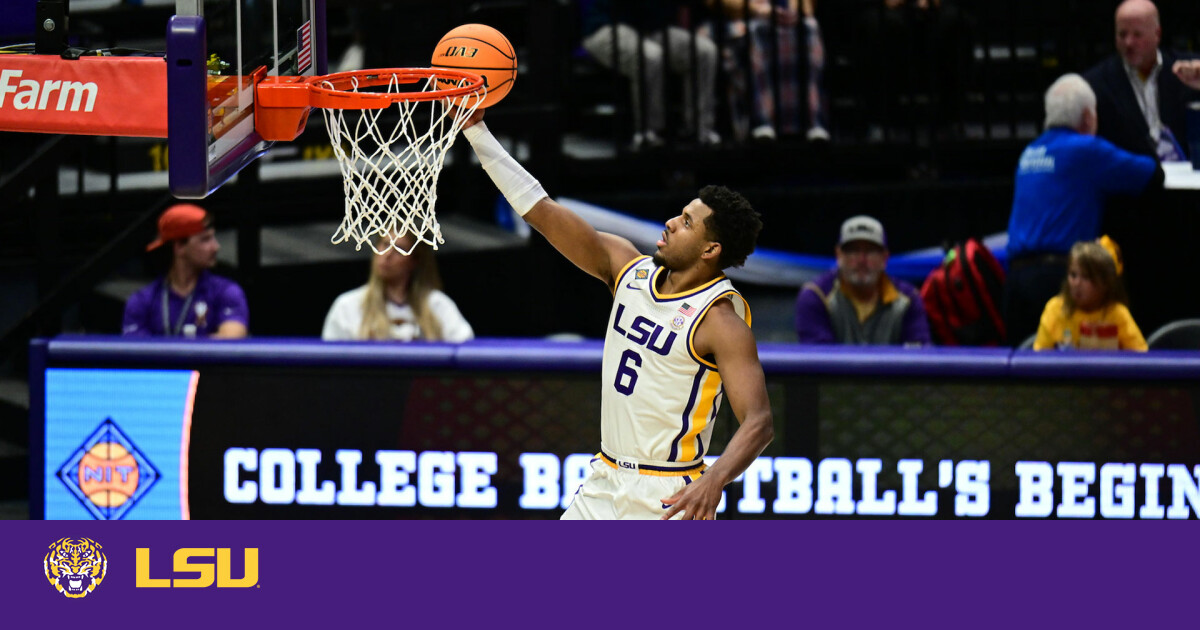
[431,24,516,109]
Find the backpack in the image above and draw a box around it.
[920,238,1007,346]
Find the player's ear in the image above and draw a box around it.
[702,241,722,262]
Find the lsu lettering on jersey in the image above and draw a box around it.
[600,255,750,465]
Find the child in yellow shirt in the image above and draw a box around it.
[1033,239,1147,351]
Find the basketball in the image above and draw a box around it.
[431,24,517,109]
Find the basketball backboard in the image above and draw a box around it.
[167,0,326,198]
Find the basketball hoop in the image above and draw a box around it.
[256,68,486,255]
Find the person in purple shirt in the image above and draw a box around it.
[122,204,249,338]
[795,215,931,345]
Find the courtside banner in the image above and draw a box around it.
[0,520,1193,626]
[0,55,167,137]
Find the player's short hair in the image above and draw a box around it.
[699,185,762,269]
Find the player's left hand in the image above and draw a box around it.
[660,477,723,520]
[1174,60,1200,91]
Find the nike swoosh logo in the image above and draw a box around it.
[626,282,641,290]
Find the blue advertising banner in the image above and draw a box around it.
[0,521,1194,626]
[44,369,195,520]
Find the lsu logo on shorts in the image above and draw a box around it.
[44,537,107,598]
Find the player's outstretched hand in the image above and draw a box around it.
[1174,60,1200,91]
[660,476,723,520]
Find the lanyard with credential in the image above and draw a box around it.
[161,284,196,337]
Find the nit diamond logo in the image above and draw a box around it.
[57,418,161,520]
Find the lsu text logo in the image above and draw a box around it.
[45,537,107,598]
[136,548,259,588]
[57,417,160,520]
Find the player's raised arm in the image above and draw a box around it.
[462,112,640,288]
[661,299,774,520]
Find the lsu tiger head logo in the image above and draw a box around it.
[44,537,107,598]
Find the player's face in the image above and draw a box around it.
[1068,262,1103,311]
[373,235,419,284]
[179,228,220,270]
[1115,10,1160,72]
[836,240,887,288]
[653,199,715,270]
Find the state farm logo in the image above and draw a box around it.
[0,69,98,112]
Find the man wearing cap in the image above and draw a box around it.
[794,215,931,345]
[122,204,249,338]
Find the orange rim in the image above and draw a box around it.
[306,67,485,110]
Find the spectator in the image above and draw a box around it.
[795,215,931,345]
[855,0,971,141]
[122,204,248,338]
[580,0,720,148]
[1083,0,1200,161]
[712,0,828,142]
[1033,238,1146,351]
[322,233,473,342]
[1003,73,1162,346]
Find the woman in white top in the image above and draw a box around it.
[322,234,474,342]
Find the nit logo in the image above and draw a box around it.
[136,548,259,588]
[57,418,160,520]
[44,537,107,599]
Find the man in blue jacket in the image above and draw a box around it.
[1004,73,1162,346]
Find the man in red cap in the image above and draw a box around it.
[121,204,249,338]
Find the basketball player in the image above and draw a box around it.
[462,111,774,520]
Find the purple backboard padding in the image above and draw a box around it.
[40,336,1200,380]
[167,15,209,198]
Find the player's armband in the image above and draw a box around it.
[463,122,547,217]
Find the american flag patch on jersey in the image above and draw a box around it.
[678,303,696,316]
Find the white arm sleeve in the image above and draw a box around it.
[462,122,547,217]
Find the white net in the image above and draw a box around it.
[319,72,485,255]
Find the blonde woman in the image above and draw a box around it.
[321,234,473,342]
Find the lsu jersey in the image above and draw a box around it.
[599,255,750,464]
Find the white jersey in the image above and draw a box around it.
[599,255,750,466]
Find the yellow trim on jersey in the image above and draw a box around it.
[678,369,722,461]
[650,267,729,300]
[611,255,651,293]
[688,290,752,370]
[598,451,707,477]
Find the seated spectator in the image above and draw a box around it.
[712,0,828,141]
[795,215,931,345]
[322,233,473,342]
[1004,73,1162,346]
[855,0,972,141]
[122,204,248,338]
[580,0,720,148]
[1033,238,1146,351]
